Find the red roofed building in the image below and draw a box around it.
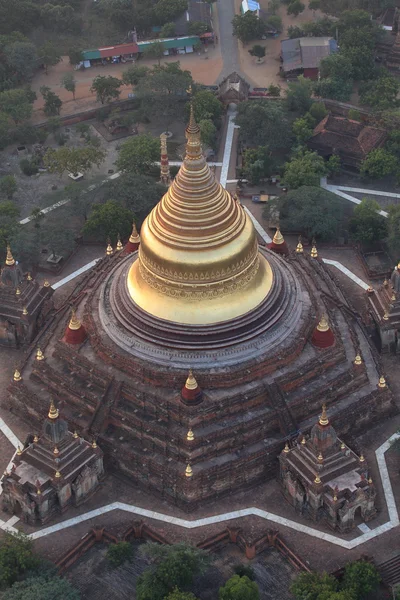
[308,115,387,169]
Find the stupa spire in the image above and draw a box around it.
[311,314,335,348]
[319,403,329,426]
[160,133,171,186]
[181,369,203,405]
[269,227,288,255]
[125,221,140,253]
[5,243,15,266]
[48,399,59,420]
[185,99,202,161]
[65,307,86,344]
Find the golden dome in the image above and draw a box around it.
[126,109,273,325]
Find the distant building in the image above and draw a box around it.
[280,37,337,79]
[367,264,400,353]
[308,115,387,169]
[218,72,250,105]
[241,0,261,15]
[174,0,212,37]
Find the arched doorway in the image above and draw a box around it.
[13,500,22,516]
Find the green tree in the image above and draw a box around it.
[165,589,198,600]
[0,175,17,199]
[192,90,222,124]
[116,134,160,174]
[188,21,208,35]
[249,44,266,62]
[236,100,292,150]
[388,203,400,256]
[348,109,361,121]
[90,75,122,104]
[38,41,62,74]
[319,53,353,81]
[40,87,62,116]
[360,148,398,179]
[136,62,192,131]
[0,89,33,123]
[68,48,84,65]
[309,0,320,10]
[44,146,106,177]
[292,116,313,143]
[309,102,327,122]
[0,111,12,149]
[313,77,353,102]
[154,0,188,23]
[349,198,388,244]
[285,75,313,113]
[199,119,217,149]
[219,575,259,600]
[143,41,166,66]
[266,15,283,31]
[232,12,265,44]
[326,153,341,175]
[291,571,339,600]
[160,22,176,37]
[0,532,39,588]
[342,560,381,599]
[268,83,281,96]
[2,575,80,599]
[61,72,76,100]
[104,173,165,225]
[122,65,150,86]
[0,201,20,250]
[264,186,343,240]
[269,0,281,12]
[83,200,133,241]
[242,145,273,184]
[106,542,133,567]
[287,0,305,16]
[4,41,37,83]
[137,543,210,600]
[283,150,326,188]
[359,73,399,110]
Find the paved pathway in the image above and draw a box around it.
[322,259,370,291]
[216,0,241,81]
[220,109,238,188]
[321,179,389,218]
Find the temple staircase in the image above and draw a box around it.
[265,383,297,437]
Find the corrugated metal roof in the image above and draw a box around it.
[82,49,101,60]
[99,43,139,58]
[281,36,336,72]
[137,36,200,51]
[241,0,260,12]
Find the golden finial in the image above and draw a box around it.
[48,399,59,420]
[317,452,323,462]
[296,236,303,253]
[185,369,198,390]
[43,280,50,288]
[367,286,374,294]
[33,434,39,443]
[53,446,59,455]
[36,488,42,495]
[106,239,113,256]
[383,310,389,321]
[397,261,400,270]
[13,368,22,382]
[68,307,81,331]
[15,287,21,296]
[333,493,337,502]
[319,403,329,426]
[283,442,290,453]
[160,133,171,185]
[16,445,22,456]
[273,228,284,245]
[317,315,330,332]
[5,243,15,266]
[310,242,318,258]
[359,453,365,462]
[73,431,79,439]
[340,441,346,450]
[391,292,396,302]
[91,439,97,449]
[22,306,28,316]
[54,470,61,478]
[116,235,123,251]
[185,463,193,477]
[378,375,387,388]
[129,222,140,244]
[354,353,362,366]
[314,475,321,484]
[301,436,306,445]
[27,272,32,281]
[36,347,44,361]
[368,477,373,484]
[186,429,194,442]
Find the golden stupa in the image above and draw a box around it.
[127,107,273,325]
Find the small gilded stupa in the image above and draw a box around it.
[126,106,273,325]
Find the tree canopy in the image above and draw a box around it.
[115,134,160,174]
[235,100,292,150]
[283,150,326,189]
[242,146,273,184]
[232,11,265,43]
[0,533,39,588]
[219,575,260,600]
[265,186,344,241]
[360,148,398,180]
[90,75,122,104]
[38,41,62,74]
[104,172,165,225]
[153,0,188,24]
[359,71,400,110]
[2,576,80,600]
[285,76,313,113]
[83,200,134,242]
[44,146,106,177]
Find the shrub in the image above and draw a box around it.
[234,564,256,580]
[106,542,133,567]
[309,102,327,122]
[20,158,38,176]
